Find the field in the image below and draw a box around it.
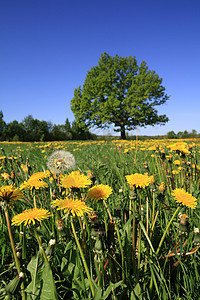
[0,138,200,299]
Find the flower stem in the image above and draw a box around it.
[34,228,50,266]
[71,216,95,297]
[4,206,26,300]
[115,224,125,281]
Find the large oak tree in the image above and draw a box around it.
[71,52,169,139]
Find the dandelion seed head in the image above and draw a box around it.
[47,150,75,175]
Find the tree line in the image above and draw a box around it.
[167,130,199,139]
[0,111,95,142]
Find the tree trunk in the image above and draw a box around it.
[120,125,126,139]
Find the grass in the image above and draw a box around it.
[0,138,200,299]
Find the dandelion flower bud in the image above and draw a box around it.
[49,239,56,246]
[18,272,24,278]
[159,182,165,192]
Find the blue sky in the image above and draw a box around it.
[1,0,200,136]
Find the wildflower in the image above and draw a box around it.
[172,188,197,209]
[178,213,190,234]
[12,208,51,226]
[56,219,65,231]
[125,173,152,189]
[49,239,56,246]
[60,171,92,189]
[0,185,24,206]
[159,182,165,192]
[20,178,48,190]
[1,173,10,180]
[87,184,113,201]
[52,197,92,217]
[47,150,75,175]
[29,171,50,180]
[21,164,29,173]
[173,160,180,165]
[87,170,93,179]
[172,170,179,175]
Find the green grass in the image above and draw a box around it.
[0,139,200,299]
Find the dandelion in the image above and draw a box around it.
[172,188,197,209]
[60,171,92,189]
[12,208,51,226]
[0,185,24,206]
[20,178,48,190]
[159,182,165,192]
[21,164,29,173]
[47,150,75,175]
[173,160,180,165]
[29,171,50,180]
[125,173,152,189]
[1,172,10,180]
[52,197,92,216]
[87,184,113,201]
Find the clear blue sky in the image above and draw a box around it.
[1,0,200,136]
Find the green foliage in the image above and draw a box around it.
[71,52,169,139]
[0,139,200,299]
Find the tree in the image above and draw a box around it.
[0,110,6,141]
[6,120,25,141]
[71,120,95,140]
[71,52,169,139]
[167,130,177,139]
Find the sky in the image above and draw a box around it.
[1,0,200,137]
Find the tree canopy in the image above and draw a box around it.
[71,52,169,139]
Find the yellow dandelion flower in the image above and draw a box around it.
[51,198,92,216]
[173,160,180,165]
[0,185,24,205]
[60,171,92,189]
[12,208,51,226]
[1,173,10,180]
[87,184,113,201]
[20,178,48,190]
[21,164,29,173]
[172,188,197,209]
[172,170,179,175]
[29,171,50,180]
[159,182,165,192]
[125,173,152,189]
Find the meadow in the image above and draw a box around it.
[0,138,200,299]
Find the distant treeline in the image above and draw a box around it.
[0,111,95,142]
[0,111,199,142]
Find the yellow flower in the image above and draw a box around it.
[173,160,180,165]
[159,182,165,192]
[51,198,92,216]
[20,178,48,190]
[0,185,24,205]
[87,184,112,201]
[21,164,29,173]
[172,188,197,209]
[172,170,179,175]
[12,208,51,226]
[60,171,92,189]
[1,173,10,180]
[30,171,50,180]
[125,173,152,189]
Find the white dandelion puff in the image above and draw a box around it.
[47,150,75,175]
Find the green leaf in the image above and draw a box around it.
[101,281,125,299]
[26,252,44,300]
[26,251,58,300]
[40,264,58,300]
